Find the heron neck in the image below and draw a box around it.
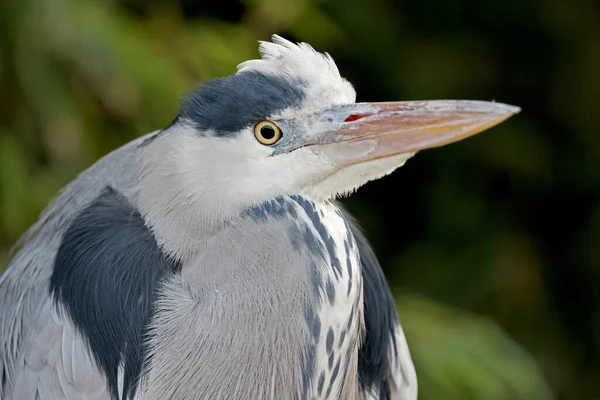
[141,195,363,399]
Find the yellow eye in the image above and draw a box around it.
[254,120,282,145]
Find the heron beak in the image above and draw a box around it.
[310,100,520,166]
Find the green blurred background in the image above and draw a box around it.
[1,0,598,398]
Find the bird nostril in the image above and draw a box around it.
[344,114,370,122]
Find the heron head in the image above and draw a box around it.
[140,35,519,224]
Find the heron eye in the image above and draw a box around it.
[254,120,282,145]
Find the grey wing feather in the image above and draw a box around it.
[0,133,156,399]
[10,301,108,399]
[386,323,417,399]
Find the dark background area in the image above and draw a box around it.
[1,0,598,398]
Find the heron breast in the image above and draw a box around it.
[289,196,364,399]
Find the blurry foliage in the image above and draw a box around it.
[1,0,599,398]
[398,294,552,399]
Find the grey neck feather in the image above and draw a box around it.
[142,199,314,399]
[135,132,242,260]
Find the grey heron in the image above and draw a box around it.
[0,35,519,399]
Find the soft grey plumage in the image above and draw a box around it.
[0,35,519,399]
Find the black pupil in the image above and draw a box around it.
[260,125,276,140]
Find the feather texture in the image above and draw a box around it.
[338,204,417,399]
[0,134,154,399]
[50,187,179,399]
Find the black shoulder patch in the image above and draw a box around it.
[337,203,398,399]
[50,187,180,400]
[179,71,305,135]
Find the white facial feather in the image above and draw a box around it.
[238,35,356,117]
[303,152,415,200]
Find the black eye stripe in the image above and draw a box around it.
[178,72,305,136]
